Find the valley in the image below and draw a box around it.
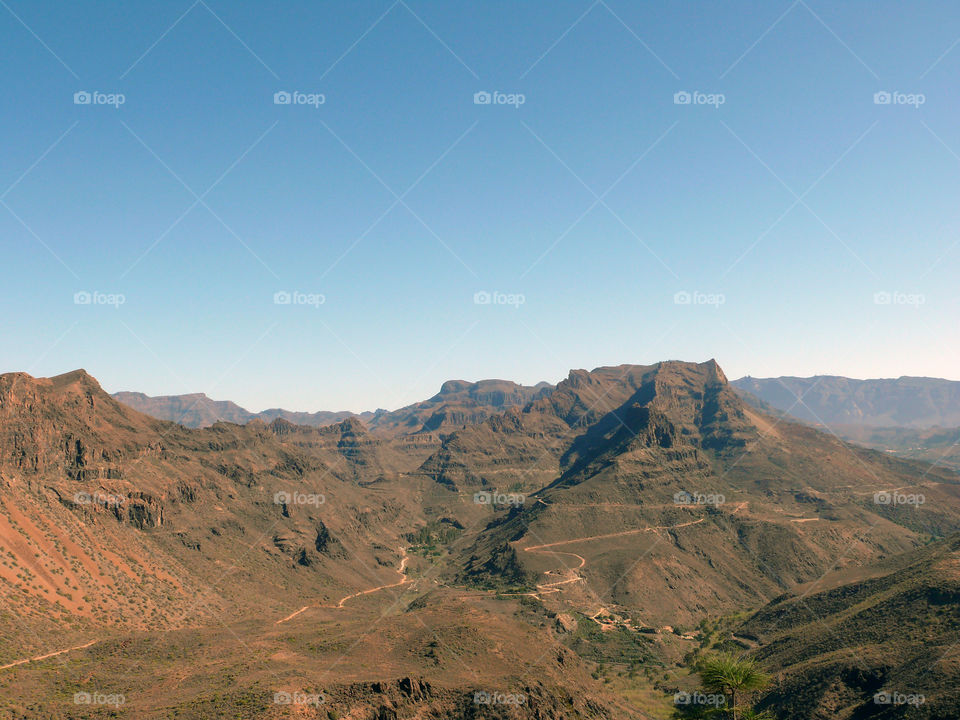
[0,361,958,718]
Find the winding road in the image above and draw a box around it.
[521,518,706,595]
[451,516,707,602]
[276,548,410,624]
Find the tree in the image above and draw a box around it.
[697,653,770,720]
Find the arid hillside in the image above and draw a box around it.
[1,362,957,718]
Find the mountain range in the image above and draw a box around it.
[733,375,960,471]
[1,361,957,718]
[732,375,960,428]
[112,377,551,435]
[111,389,365,429]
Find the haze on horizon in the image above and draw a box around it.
[2,1,959,412]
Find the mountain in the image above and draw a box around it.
[732,375,960,428]
[366,378,553,437]
[112,378,550,435]
[0,369,638,719]
[3,362,959,718]
[732,376,960,471]
[0,370,420,641]
[111,390,365,428]
[742,534,960,719]
[432,361,960,626]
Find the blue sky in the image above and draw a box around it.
[2,1,959,411]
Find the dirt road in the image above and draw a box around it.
[276,548,410,624]
[0,639,97,671]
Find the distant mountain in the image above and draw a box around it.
[111,390,368,429]
[743,534,960,719]
[368,378,553,437]
[732,375,960,428]
[113,378,551,434]
[732,376,960,471]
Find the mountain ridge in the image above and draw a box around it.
[3,362,959,718]
[732,374,960,428]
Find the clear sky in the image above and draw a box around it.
[2,1,959,411]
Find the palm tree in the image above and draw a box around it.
[697,653,770,720]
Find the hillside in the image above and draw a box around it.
[0,369,639,719]
[2,363,958,718]
[0,369,424,645]
[742,534,960,719]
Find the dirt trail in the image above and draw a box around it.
[0,639,97,671]
[450,517,708,602]
[276,549,409,624]
[524,517,705,552]
[520,517,705,596]
[334,554,409,608]
[276,606,310,624]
